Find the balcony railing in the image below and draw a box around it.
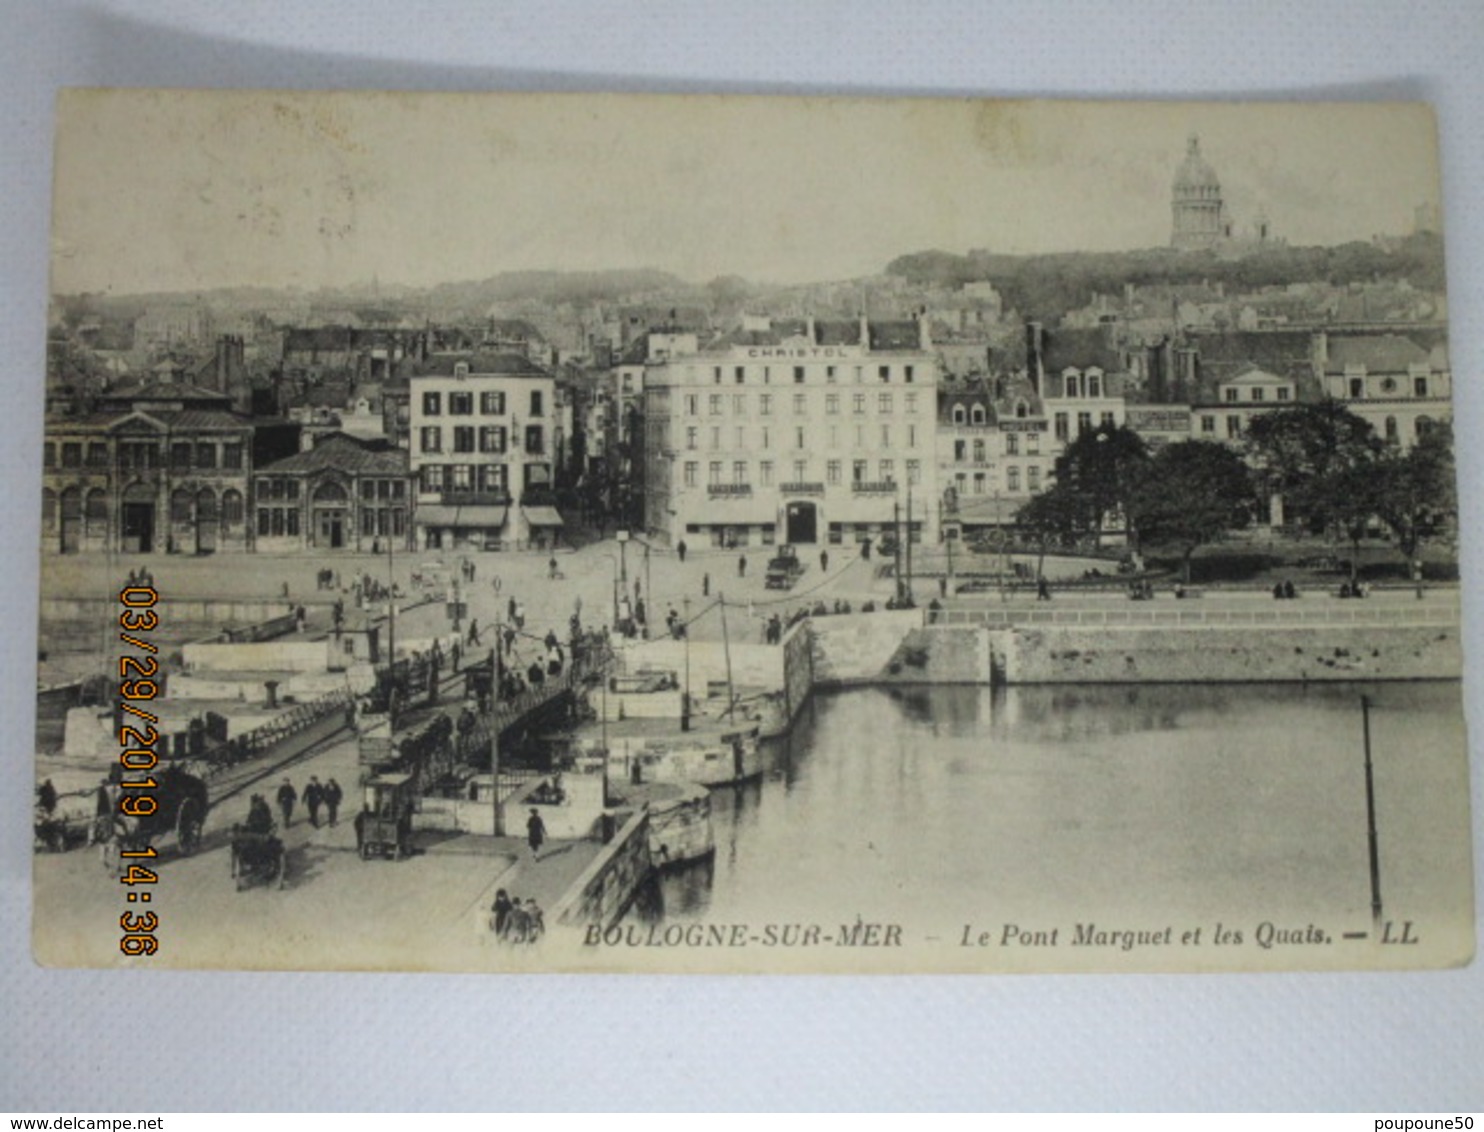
[851,480,897,494]
[707,483,753,497]
[779,481,825,495]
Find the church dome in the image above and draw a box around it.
[1173,134,1220,193]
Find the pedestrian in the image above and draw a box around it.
[820,549,829,572]
[304,776,324,828]
[1036,576,1051,601]
[36,778,57,815]
[325,778,343,827]
[526,808,546,859]
[491,889,513,936]
[939,576,948,598]
[549,556,558,580]
[634,578,642,602]
[702,572,710,597]
[738,554,747,578]
[468,618,480,647]
[508,596,517,622]
[295,604,307,631]
[677,539,687,563]
[524,898,545,941]
[514,600,525,630]
[276,777,297,828]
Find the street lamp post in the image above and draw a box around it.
[617,529,629,589]
[681,595,692,732]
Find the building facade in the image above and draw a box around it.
[253,433,409,553]
[407,353,560,551]
[643,317,940,548]
[1318,334,1451,448]
[41,382,253,555]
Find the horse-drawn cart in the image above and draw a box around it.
[99,763,208,870]
[229,825,287,891]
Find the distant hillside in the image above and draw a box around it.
[886,234,1447,321]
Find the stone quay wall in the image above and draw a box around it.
[999,623,1461,684]
[551,808,653,930]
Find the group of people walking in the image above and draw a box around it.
[272,775,344,830]
[489,888,545,944]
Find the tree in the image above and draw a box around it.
[1048,424,1151,548]
[1014,488,1080,580]
[1131,441,1257,582]
[1372,424,1456,566]
[1243,400,1382,534]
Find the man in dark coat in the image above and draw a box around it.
[526,808,547,859]
[324,779,343,827]
[304,776,324,828]
[276,778,298,828]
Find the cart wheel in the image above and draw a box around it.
[176,799,202,857]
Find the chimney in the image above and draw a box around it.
[916,309,932,351]
[859,313,870,348]
[806,315,816,343]
[1025,321,1045,397]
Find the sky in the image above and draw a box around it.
[49,92,1443,296]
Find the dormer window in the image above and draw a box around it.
[453,362,469,378]
[970,405,986,426]
[1064,373,1080,398]
[1015,400,1028,419]
[952,405,966,425]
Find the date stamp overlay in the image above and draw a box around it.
[115,584,161,957]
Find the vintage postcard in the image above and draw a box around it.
[33,90,1472,972]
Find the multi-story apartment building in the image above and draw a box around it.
[643,317,939,549]
[407,353,559,551]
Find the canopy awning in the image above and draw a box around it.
[415,504,460,526]
[414,504,507,528]
[457,506,508,528]
[522,505,564,527]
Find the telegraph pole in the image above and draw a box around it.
[1361,695,1383,928]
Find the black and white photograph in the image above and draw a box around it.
[31,90,1472,974]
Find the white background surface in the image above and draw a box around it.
[2,0,1481,1111]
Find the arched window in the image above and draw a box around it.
[313,481,349,504]
[60,486,83,521]
[1015,400,1028,419]
[970,404,986,426]
[221,489,244,527]
[170,488,193,523]
[952,405,966,425]
[1415,415,1435,439]
[1385,416,1399,443]
[85,488,108,537]
[41,488,57,527]
[196,487,218,522]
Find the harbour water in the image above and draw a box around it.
[643,682,1473,960]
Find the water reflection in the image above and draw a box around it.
[634,680,1469,933]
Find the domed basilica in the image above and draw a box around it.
[1170,134,1275,252]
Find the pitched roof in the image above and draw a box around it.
[1323,334,1430,374]
[1040,327,1123,372]
[413,352,549,377]
[257,434,408,477]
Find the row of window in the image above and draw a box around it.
[44,440,245,471]
[1223,386,1292,403]
[41,487,246,526]
[417,464,513,494]
[255,477,407,502]
[418,424,544,455]
[1344,376,1430,398]
[685,391,922,417]
[682,422,922,452]
[952,434,1044,461]
[420,389,542,417]
[698,363,918,386]
[952,466,1042,494]
[681,458,923,488]
[1052,411,1120,442]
